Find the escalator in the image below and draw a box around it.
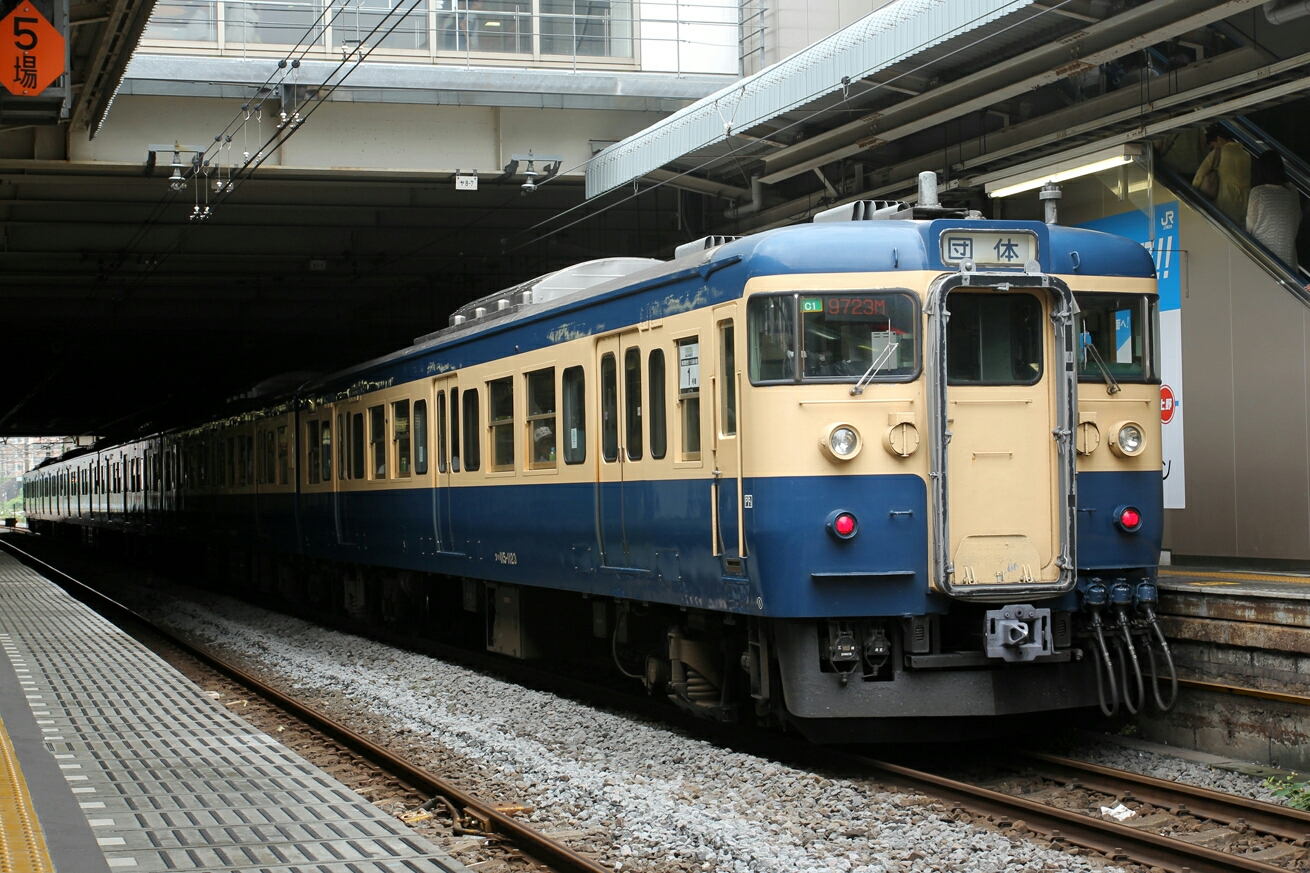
[1154,118,1310,306]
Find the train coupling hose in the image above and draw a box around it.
[1135,581,1179,711]
[1110,579,1144,715]
[1081,579,1118,717]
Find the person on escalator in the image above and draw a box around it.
[1193,123,1251,224]
[1246,149,1302,270]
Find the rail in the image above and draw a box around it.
[0,536,608,873]
[847,754,1296,873]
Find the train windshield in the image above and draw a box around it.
[748,292,918,383]
[1074,293,1158,382]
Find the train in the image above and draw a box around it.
[23,182,1175,741]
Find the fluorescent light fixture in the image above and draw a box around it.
[985,145,1143,198]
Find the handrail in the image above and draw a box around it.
[1153,161,1310,309]
[1223,116,1310,199]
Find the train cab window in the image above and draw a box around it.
[719,322,737,436]
[624,349,643,461]
[1075,293,1156,382]
[308,422,321,485]
[277,426,289,484]
[414,400,428,475]
[352,412,366,480]
[525,368,556,469]
[393,400,411,478]
[321,419,332,482]
[437,392,448,474]
[649,350,667,460]
[561,366,585,464]
[601,353,618,462]
[678,338,701,461]
[489,378,514,471]
[462,388,480,472]
[799,293,918,381]
[946,292,1043,385]
[748,295,796,381]
[450,388,460,472]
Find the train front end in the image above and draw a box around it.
[740,210,1167,740]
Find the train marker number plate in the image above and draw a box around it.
[940,231,1037,267]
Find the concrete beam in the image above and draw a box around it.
[122,55,734,112]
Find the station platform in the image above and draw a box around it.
[1159,565,1310,600]
[0,548,467,873]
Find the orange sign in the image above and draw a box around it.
[0,3,65,97]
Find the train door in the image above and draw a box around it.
[928,277,1078,596]
[432,376,459,554]
[596,334,627,567]
[710,305,745,570]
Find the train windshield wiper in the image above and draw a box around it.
[850,342,899,396]
[1082,340,1121,395]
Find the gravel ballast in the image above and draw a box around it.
[1066,738,1282,803]
[115,579,1126,873]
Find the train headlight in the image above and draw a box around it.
[820,424,862,461]
[1109,421,1145,458]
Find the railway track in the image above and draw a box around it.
[9,533,1310,873]
[0,536,608,873]
[834,751,1310,873]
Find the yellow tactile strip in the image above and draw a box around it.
[1160,567,1310,584]
[0,711,52,873]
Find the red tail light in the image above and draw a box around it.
[827,510,859,540]
[1115,506,1142,532]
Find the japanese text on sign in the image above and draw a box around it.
[939,231,1037,267]
[0,3,65,97]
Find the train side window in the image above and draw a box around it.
[321,419,332,482]
[266,431,277,484]
[450,388,461,472]
[624,348,643,461]
[678,338,701,460]
[338,413,348,479]
[462,388,480,472]
[526,368,556,469]
[369,405,387,479]
[649,349,667,460]
[414,399,428,475]
[237,438,246,486]
[489,377,514,471]
[437,391,448,473]
[719,321,737,436]
[307,422,321,485]
[561,366,585,465]
[277,426,289,484]
[601,353,618,462]
[393,399,411,478]
[352,413,366,480]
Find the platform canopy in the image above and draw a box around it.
[587,0,1310,232]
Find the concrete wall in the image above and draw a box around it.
[1164,193,1310,561]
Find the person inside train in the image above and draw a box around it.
[1246,149,1303,271]
[1193,122,1251,225]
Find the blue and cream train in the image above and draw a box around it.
[24,196,1173,740]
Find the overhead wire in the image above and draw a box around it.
[119,0,428,291]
